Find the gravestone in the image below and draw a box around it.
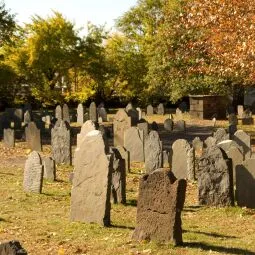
[192,137,203,158]
[115,146,130,173]
[77,103,84,125]
[98,124,109,154]
[132,169,186,245]
[3,128,15,148]
[144,131,162,173]
[24,110,31,125]
[77,120,98,148]
[98,107,107,122]
[127,108,139,126]
[236,158,255,208]
[213,128,229,143]
[70,130,112,226]
[175,108,183,119]
[23,151,43,193]
[164,118,173,132]
[157,103,164,115]
[136,107,142,120]
[0,240,27,255]
[89,101,98,122]
[175,120,186,132]
[242,109,253,125]
[163,150,170,168]
[110,147,126,204]
[237,105,244,118]
[233,130,251,160]
[204,136,217,148]
[51,120,71,165]
[170,139,195,181]
[62,103,70,123]
[217,139,243,154]
[137,120,149,138]
[124,127,144,162]
[43,157,56,181]
[13,108,23,129]
[125,102,133,112]
[198,145,234,206]
[55,105,62,120]
[25,122,42,152]
[113,109,131,147]
[146,105,154,116]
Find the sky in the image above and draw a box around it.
[4,0,137,33]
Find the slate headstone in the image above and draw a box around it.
[77,120,98,148]
[127,108,139,126]
[98,107,107,122]
[25,122,42,152]
[137,120,149,138]
[151,121,158,131]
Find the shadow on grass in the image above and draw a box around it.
[0,217,6,222]
[184,242,255,255]
[183,205,202,212]
[125,199,137,207]
[0,172,15,176]
[183,229,237,239]
[110,224,135,230]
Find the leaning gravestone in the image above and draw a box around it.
[164,118,174,132]
[236,158,255,208]
[233,130,251,160]
[146,105,154,116]
[51,120,71,165]
[43,157,56,181]
[23,151,43,193]
[89,101,98,122]
[198,145,234,206]
[157,103,164,115]
[213,128,229,143]
[62,103,70,123]
[0,240,27,255]
[77,120,98,148]
[3,128,15,148]
[144,131,162,173]
[77,103,84,125]
[113,109,131,147]
[24,110,31,125]
[110,147,126,204]
[70,130,112,226]
[132,169,186,245]
[25,122,42,152]
[170,139,195,180]
[55,105,62,120]
[124,127,144,162]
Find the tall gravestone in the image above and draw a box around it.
[89,101,98,122]
[55,105,62,120]
[62,103,70,123]
[233,130,251,160]
[146,105,154,116]
[51,120,71,165]
[25,122,42,152]
[204,136,217,148]
[198,145,234,206]
[113,109,131,147]
[132,169,186,245]
[3,128,15,148]
[70,130,112,226]
[170,139,195,181]
[124,127,144,162]
[144,131,162,173]
[23,151,43,193]
[77,103,84,125]
[157,103,164,115]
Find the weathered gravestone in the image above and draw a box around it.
[124,127,144,162]
[77,103,84,125]
[175,120,186,132]
[144,131,162,173]
[213,128,229,143]
[51,120,71,165]
[204,136,217,148]
[157,103,164,115]
[24,110,31,125]
[198,145,234,206]
[132,169,186,245]
[55,105,62,120]
[115,146,130,173]
[113,109,131,147]
[70,130,112,226]
[89,101,98,122]
[43,157,56,181]
[146,105,154,116]
[233,130,251,160]
[137,119,149,138]
[25,122,42,152]
[236,158,255,208]
[237,105,244,118]
[192,137,204,158]
[98,107,107,122]
[0,240,27,255]
[164,118,174,132]
[3,128,15,148]
[23,151,43,193]
[170,139,195,181]
[62,103,70,123]
[77,120,98,148]
[110,147,126,204]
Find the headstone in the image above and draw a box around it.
[175,108,183,119]
[25,122,42,152]
[236,158,255,208]
[151,121,158,131]
[170,139,195,181]
[0,112,11,133]
[113,109,131,147]
[55,105,62,120]
[198,145,234,206]
[232,130,251,160]
[62,103,70,123]
[127,108,139,126]
[204,136,217,148]
[146,105,154,116]
[144,131,162,173]
[43,157,56,181]
[98,107,107,122]
[164,118,174,132]
[51,120,71,165]
[13,108,23,128]
[3,128,15,148]
[136,107,142,120]
[237,105,244,118]
[115,146,130,173]
[77,120,98,148]
[0,240,27,255]
[132,169,186,245]
[213,128,229,143]
[157,103,164,115]
[23,151,43,193]
[77,103,84,125]
[89,101,98,122]
[175,120,186,132]
[137,120,149,138]
[192,137,203,158]
[70,130,112,226]
[124,127,144,162]
[217,139,243,154]
[24,110,31,125]
[110,147,126,204]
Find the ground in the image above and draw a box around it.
[1,113,255,254]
